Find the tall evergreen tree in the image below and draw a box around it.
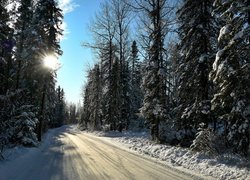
[98,43,120,130]
[176,0,217,139]
[80,83,91,129]
[105,56,121,130]
[211,0,250,155]
[129,41,143,128]
[88,65,102,130]
[0,0,15,149]
[139,0,170,141]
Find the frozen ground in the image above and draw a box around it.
[89,129,250,180]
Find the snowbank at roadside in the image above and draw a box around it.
[0,126,65,163]
[89,130,249,180]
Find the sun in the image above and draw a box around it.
[43,54,59,70]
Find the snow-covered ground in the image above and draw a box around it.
[0,125,194,180]
[1,125,249,180]
[89,130,250,180]
[0,126,59,163]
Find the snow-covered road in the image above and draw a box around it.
[0,126,196,180]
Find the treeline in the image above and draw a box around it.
[80,0,249,156]
[0,0,66,151]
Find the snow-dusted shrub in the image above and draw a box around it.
[190,128,218,154]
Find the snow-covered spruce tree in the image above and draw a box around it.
[82,51,121,132]
[0,89,38,147]
[98,43,120,131]
[80,64,102,131]
[88,64,102,131]
[210,0,250,155]
[190,126,218,155]
[176,0,217,143]
[120,62,131,130]
[92,65,102,130]
[105,56,121,131]
[129,41,144,129]
[10,90,38,146]
[138,0,170,142]
[80,82,91,130]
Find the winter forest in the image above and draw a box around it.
[0,0,76,155]
[0,0,249,163]
[80,0,250,157]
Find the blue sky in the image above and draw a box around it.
[57,0,101,104]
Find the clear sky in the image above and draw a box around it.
[57,0,101,104]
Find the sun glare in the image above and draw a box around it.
[43,54,59,70]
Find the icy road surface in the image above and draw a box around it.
[0,126,196,180]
